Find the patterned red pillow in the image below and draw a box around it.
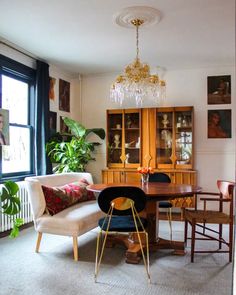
[42,178,95,215]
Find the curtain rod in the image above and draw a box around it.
[0,40,37,61]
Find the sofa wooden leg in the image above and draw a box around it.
[36,232,42,253]
[73,237,78,261]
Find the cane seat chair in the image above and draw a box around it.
[149,173,173,241]
[184,180,235,262]
[95,186,150,283]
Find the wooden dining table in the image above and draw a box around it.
[87,182,202,264]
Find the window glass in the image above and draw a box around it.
[2,75,28,124]
[2,126,30,173]
[0,55,35,179]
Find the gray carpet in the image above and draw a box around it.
[0,221,232,295]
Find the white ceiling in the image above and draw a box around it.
[0,0,235,75]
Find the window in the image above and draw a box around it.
[0,55,35,180]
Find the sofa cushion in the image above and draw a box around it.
[42,178,95,215]
[35,200,104,237]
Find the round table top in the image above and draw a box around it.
[87,182,202,201]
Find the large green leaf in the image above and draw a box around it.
[63,117,86,137]
[4,181,19,195]
[85,128,106,140]
[9,218,23,238]
[0,181,20,216]
[0,182,23,238]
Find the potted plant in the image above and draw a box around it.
[46,117,105,173]
[0,181,23,238]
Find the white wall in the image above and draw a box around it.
[81,66,235,190]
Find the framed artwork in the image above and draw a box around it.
[208,109,231,138]
[207,75,231,104]
[49,77,56,100]
[0,108,10,145]
[49,111,57,137]
[60,116,69,133]
[59,79,70,112]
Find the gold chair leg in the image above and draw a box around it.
[95,230,102,282]
[96,226,110,278]
[73,237,78,261]
[94,208,114,282]
[131,205,151,283]
[35,232,42,253]
[135,228,151,283]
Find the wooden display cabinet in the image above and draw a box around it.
[155,106,193,170]
[156,107,175,169]
[104,106,196,209]
[107,109,141,168]
[107,110,123,168]
[174,107,193,170]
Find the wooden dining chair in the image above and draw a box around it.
[95,186,150,283]
[184,180,235,262]
[149,173,173,241]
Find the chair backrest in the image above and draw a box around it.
[149,172,171,183]
[98,186,146,216]
[25,172,93,220]
[217,180,235,217]
[217,180,235,200]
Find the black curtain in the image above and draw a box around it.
[35,60,51,175]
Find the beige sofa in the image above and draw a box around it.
[25,172,103,261]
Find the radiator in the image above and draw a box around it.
[0,181,33,232]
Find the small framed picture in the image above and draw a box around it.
[208,109,231,138]
[59,79,70,112]
[49,111,57,137]
[0,108,10,145]
[60,116,69,134]
[207,75,231,104]
[49,77,56,100]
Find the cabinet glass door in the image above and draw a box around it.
[156,110,174,168]
[124,110,141,168]
[107,112,123,167]
[175,110,193,169]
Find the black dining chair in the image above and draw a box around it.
[149,173,173,241]
[95,186,150,283]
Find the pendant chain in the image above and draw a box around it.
[136,23,139,59]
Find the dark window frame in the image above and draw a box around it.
[0,54,36,182]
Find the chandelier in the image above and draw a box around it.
[110,18,166,106]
